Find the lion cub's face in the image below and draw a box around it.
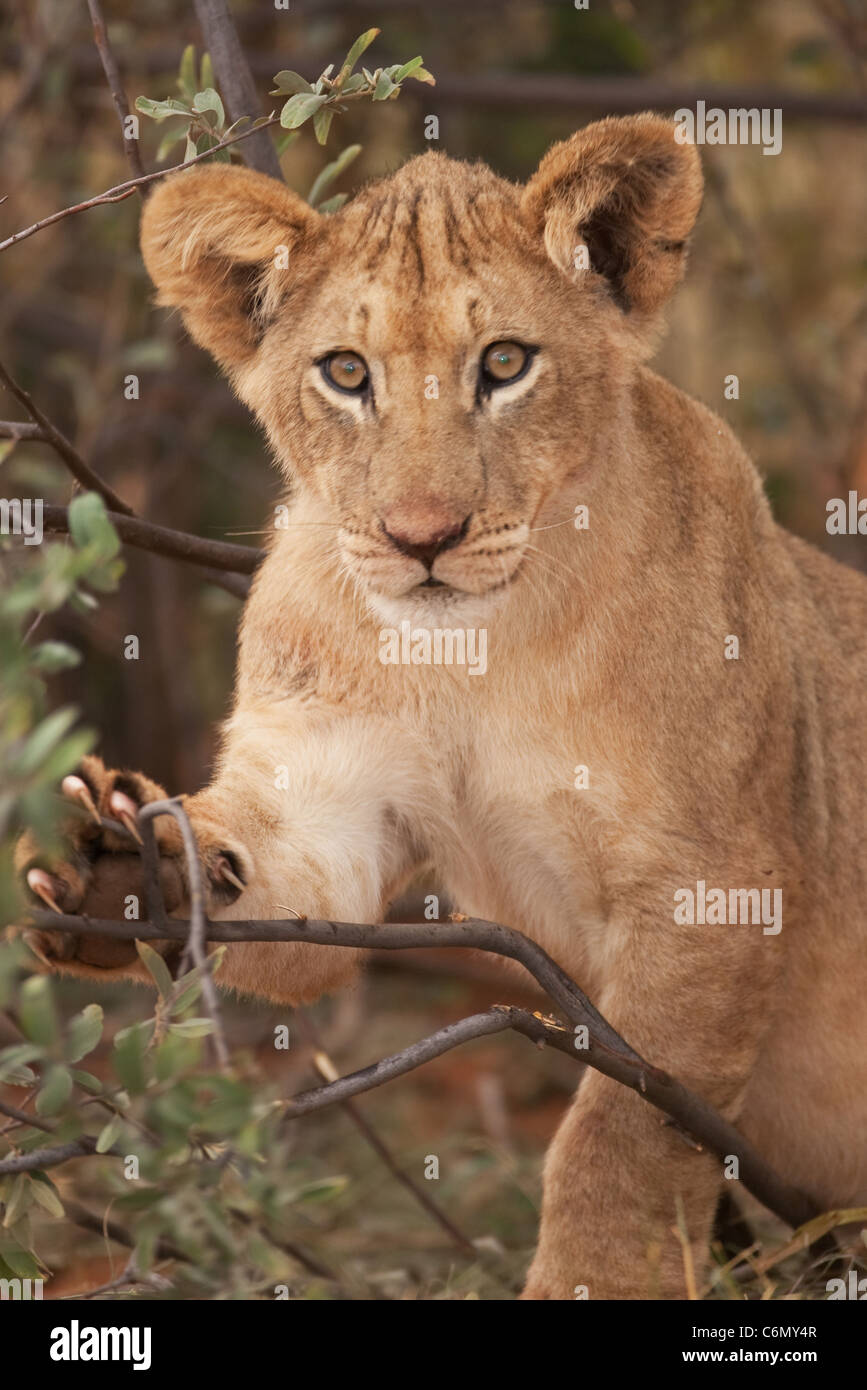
[141,119,703,624]
[259,158,626,625]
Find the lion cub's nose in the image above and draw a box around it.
[380,497,470,570]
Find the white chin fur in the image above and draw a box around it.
[366,585,507,630]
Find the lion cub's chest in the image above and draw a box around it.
[430,717,611,979]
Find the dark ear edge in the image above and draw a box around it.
[140,164,321,370]
[521,113,704,317]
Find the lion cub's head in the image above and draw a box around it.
[141,114,701,625]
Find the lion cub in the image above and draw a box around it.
[18,115,867,1299]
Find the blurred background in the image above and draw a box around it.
[1,0,866,1296]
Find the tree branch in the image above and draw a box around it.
[0,382,259,598]
[410,72,867,122]
[40,504,256,597]
[26,907,819,1234]
[139,799,230,1070]
[0,115,279,254]
[0,361,133,516]
[193,0,284,180]
[86,0,147,184]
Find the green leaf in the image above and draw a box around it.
[192,87,225,131]
[96,1114,124,1154]
[372,73,398,102]
[274,129,301,157]
[35,1064,72,1115]
[32,727,94,787]
[13,706,77,777]
[315,193,349,215]
[28,1173,64,1218]
[168,1017,213,1038]
[155,122,191,163]
[393,56,424,83]
[113,1021,151,1095]
[1,1174,30,1227]
[135,96,192,122]
[308,143,361,208]
[194,131,230,163]
[69,1068,103,1094]
[200,52,214,91]
[178,44,197,100]
[313,107,334,146]
[294,1175,349,1204]
[409,66,436,86]
[335,28,380,89]
[270,70,313,96]
[65,1004,103,1063]
[30,641,81,674]
[68,492,120,561]
[280,92,329,130]
[169,946,226,1016]
[136,940,174,999]
[19,976,58,1048]
[0,1043,42,1086]
[340,73,366,94]
[0,1237,40,1279]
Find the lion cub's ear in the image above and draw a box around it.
[140,164,321,370]
[521,113,703,319]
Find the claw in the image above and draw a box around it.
[61,774,102,826]
[26,868,63,914]
[22,928,55,966]
[215,858,245,894]
[109,790,143,844]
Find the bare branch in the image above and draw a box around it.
[40,504,256,597]
[138,799,230,1070]
[0,115,278,254]
[295,1009,478,1258]
[0,1137,101,1175]
[193,0,284,180]
[0,361,133,516]
[288,1010,512,1116]
[26,907,819,1234]
[86,0,147,184]
[0,382,258,598]
[0,1098,55,1133]
[417,72,867,122]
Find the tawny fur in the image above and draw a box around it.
[17,115,867,1300]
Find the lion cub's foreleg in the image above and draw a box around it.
[523,889,781,1299]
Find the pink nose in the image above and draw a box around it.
[380,498,470,570]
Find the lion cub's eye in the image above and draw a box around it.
[321,351,369,394]
[480,341,531,387]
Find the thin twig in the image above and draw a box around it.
[26,908,819,1234]
[0,114,279,254]
[86,0,147,184]
[40,503,260,579]
[0,1098,55,1133]
[295,1010,477,1257]
[138,800,230,1071]
[0,360,133,515]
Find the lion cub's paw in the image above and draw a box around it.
[13,755,250,977]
